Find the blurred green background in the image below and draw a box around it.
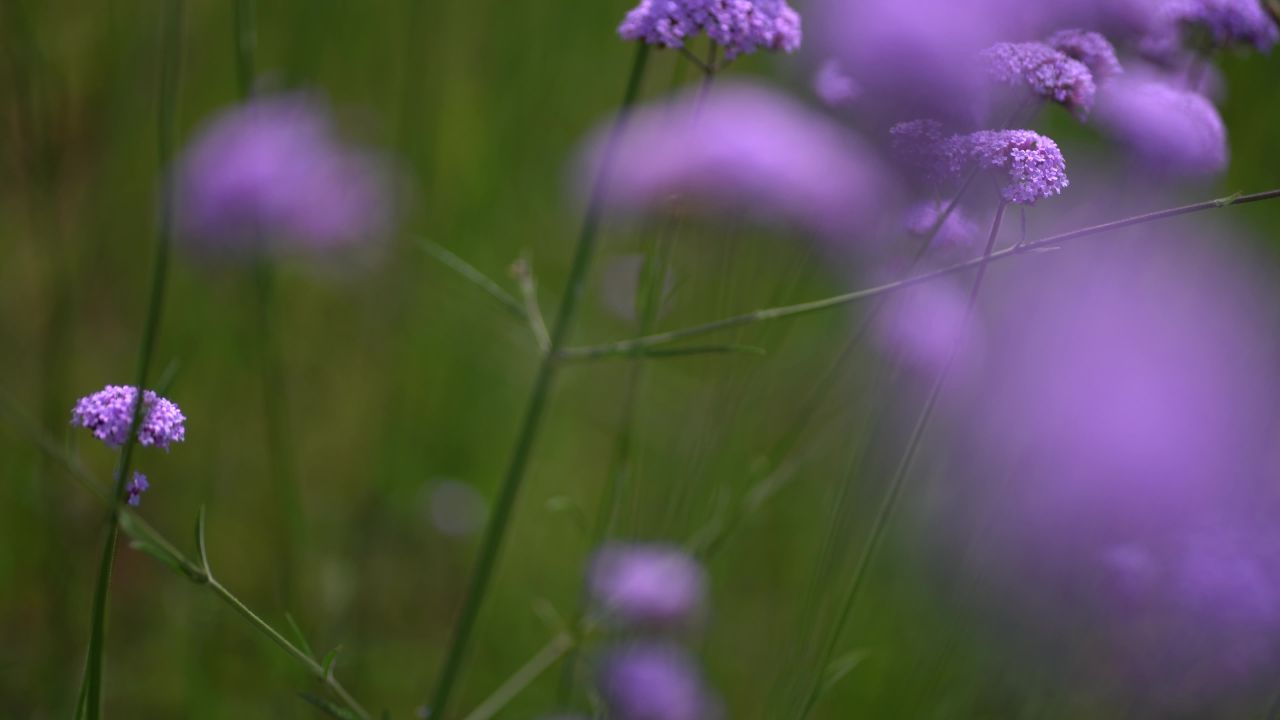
[3,1,1280,718]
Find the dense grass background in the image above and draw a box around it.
[3,1,1280,717]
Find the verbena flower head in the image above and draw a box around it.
[812,58,860,107]
[581,82,895,241]
[177,94,392,257]
[618,0,802,59]
[589,544,707,628]
[951,129,1069,205]
[904,201,980,248]
[126,472,149,507]
[1094,74,1227,176]
[981,41,1097,118]
[71,385,186,450]
[1144,0,1279,55]
[1046,28,1124,79]
[597,644,717,720]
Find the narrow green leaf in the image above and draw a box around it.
[418,239,525,319]
[822,650,869,693]
[195,505,212,577]
[321,645,343,680]
[284,612,317,660]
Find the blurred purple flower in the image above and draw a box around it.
[904,201,980,249]
[177,94,393,257]
[126,472,149,507]
[981,41,1097,119]
[1142,0,1278,57]
[597,644,717,720]
[874,279,978,373]
[1046,28,1124,79]
[952,130,1069,205]
[618,0,802,59]
[590,544,707,628]
[580,82,896,241]
[890,119,949,185]
[812,59,860,107]
[71,385,186,450]
[1093,73,1227,176]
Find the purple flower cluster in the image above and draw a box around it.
[1143,0,1279,56]
[590,544,707,628]
[1094,73,1228,177]
[618,0,802,59]
[892,123,1069,206]
[981,41,1097,118]
[1046,28,1124,79]
[582,82,894,241]
[597,644,718,720]
[812,59,860,107]
[126,472,150,507]
[177,94,392,257]
[71,385,186,450]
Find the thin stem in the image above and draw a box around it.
[420,240,526,320]
[462,633,574,720]
[793,203,1008,720]
[425,44,651,720]
[561,188,1280,360]
[512,255,552,353]
[75,3,184,717]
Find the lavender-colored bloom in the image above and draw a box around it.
[581,82,896,241]
[812,59,860,107]
[951,130,1069,205]
[1094,74,1227,176]
[597,644,716,720]
[1143,0,1278,55]
[71,385,186,450]
[618,0,802,59]
[589,544,707,628]
[126,472,149,507]
[890,119,948,184]
[981,41,1097,118]
[1046,28,1124,79]
[177,94,392,257]
[874,279,978,373]
[904,201,980,248]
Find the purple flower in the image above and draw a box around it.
[126,472,150,507]
[71,385,186,450]
[951,130,1069,205]
[1093,74,1227,176]
[618,0,802,59]
[874,279,978,373]
[597,644,717,720]
[1143,0,1279,56]
[589,544,707,628]
[177,94,393,257]
[580,82,896,241]
[904,201,980,248]
[981,41,1097,118]
[812,59,860,107]
[1046,28,1124,79]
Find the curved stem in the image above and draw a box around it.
[794,202,1008,720]
[75,3,184,717]
[425,44,651,720]
[561,188,1280,361]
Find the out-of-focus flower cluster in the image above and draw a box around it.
[177,93,394,258]
[618,0,802,59]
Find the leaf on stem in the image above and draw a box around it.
[285,612,317,660]
[299,692,361,720]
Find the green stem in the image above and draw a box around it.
[561,188,1280,360]
[462,633,574,720]
[425,44,651,720]
[793,202,1008,720]
[75,3,184,717]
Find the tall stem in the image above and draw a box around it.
[426,44,651,720]
[75,2,184,717]
[793,202,1008,720]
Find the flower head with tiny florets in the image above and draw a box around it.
[1046,29,1124,80]
[1150,0,1280,54]
[126,472,150,507]
[618,0,802,60]
[981,41,1097,119]
[71,385,186,450]
[953,130,1070,205]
